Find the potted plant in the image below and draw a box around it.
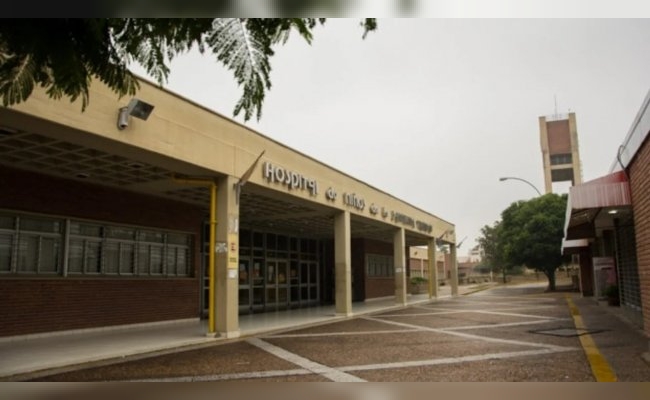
[410,276,428,294]
[604,285,620,306]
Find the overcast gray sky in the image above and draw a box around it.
[132,18,650,253]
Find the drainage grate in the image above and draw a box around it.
[529,327,607,337]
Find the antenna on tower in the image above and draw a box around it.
[554,94,558,118]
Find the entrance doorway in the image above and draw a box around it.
[237,231,320,313]
[202,227,321,316]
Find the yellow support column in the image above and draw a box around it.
[171,175,218,336]
[208,182,217,335]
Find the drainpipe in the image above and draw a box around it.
[171,174,218,335]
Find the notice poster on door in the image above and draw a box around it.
[228,233,238,270]
[593,257,616,298]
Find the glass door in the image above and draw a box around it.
[265,260,277,310]
[308,261,319,305]
[251,231,265,313]
[299,261,319,306]
[289,260,300,308]
[300,261,310,306]
[251,257,265,312]
[277,260,289,310]
[238,257,251,313]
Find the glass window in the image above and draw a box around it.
[0,233,13,272]
[70,222,102,237]
[253,232,264,248]
[167,233,188,246]
[239,230,251,248]
[120,243,135,274]
[277,235,288,251]
[165,247,177,275]
[150,246,164,275]
[550,153,572,165]
[1,211,191,278]
[165,246,188,276]
[85,241,102,274]
[20,217,60,234]
[106,227,135,240]
[252,260,264,284]
[104,241,119,274]
[40,237,60,273]
[138,245,150,274]
[238,259,249,285]
[367,254,393,278]
[138,230,164,243]
[266,233,277,249]
[68,239,83,273]
[0,215,14,229]
[17,235,38,273]
[176,248,187,276]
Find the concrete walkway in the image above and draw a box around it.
[1,284,487,381]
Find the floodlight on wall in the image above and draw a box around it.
[117,98,155,130]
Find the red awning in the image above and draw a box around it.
[562,171,632,252]
[567,170,631,210]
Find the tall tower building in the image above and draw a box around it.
[539,112,583,194]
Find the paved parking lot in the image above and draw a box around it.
[34,284,650,382]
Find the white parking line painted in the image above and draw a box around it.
[381,308,560,319]
[377,311,467,317]
[472,310,564,320]
[124,295,581,383]
[440,318,573,331]
[473,306,557,312]
[265,328,421,339]
[362,317,576,351]
[339,347,578,372]
[247,337,366,382]
[266,319,568,339]
[441,300,556,307]
[265,317,571,339]
[126,369,311,382]
[455,295,556,302]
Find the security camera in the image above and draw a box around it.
[117,107,129,130]
[116,99,154,131]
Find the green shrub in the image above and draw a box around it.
[410,276,428,285]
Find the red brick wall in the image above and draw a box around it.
[360,239,398,300]
[629,135,650,336]
[1,167,204,233]
[365,277,395,299]
[0,167,205,337]
[0,278,198,337]
[547,120,572,154]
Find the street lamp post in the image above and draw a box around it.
[499,176,542,196]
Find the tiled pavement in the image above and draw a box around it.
[1,284,472,381]
[13,281,650,382]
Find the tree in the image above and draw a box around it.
[0,18,376,121]
[499,193,569,291]
[477,221,512,283]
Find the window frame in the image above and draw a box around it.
[0,210,193,278]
